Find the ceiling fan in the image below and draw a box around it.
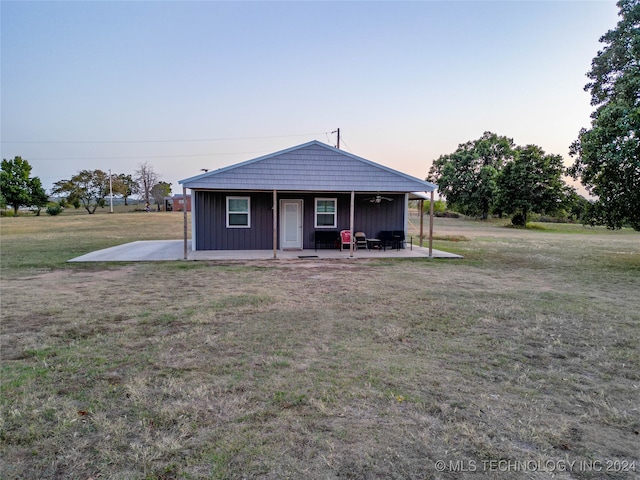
[364,194,394,204]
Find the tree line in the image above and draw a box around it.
[0,159,171,215]
[427,132,582,226]
[428,0,639,230]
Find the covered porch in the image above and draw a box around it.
[179,141,442,259]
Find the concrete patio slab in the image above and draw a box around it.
[68,240,463,262]
[68,240,193,262]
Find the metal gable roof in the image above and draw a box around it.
[179,140,436,192]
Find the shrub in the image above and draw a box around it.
[423,199,447,214]
[511,212,527,227]
[46,205,63,216]
[435,211,460,218]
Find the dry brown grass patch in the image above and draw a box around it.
[1,216,639,478]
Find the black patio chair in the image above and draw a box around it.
[378,231,395,251]
[354,232,368,250]
[392,230,406,249]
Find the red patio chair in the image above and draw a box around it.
[340,230,352,251]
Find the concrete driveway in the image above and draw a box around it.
[68,240,462,262]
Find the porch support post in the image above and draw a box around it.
[419,199,424,247]
[273,189,278,259]
[349,190,355,258]
[429,190,434,258]
[183,186,188,260]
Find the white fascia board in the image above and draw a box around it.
[409,192,430,200]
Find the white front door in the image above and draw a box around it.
[280,200,303,250]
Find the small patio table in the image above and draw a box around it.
[367,238,382,251]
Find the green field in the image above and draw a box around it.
[1,213,639,479]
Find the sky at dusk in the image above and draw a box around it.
[1,1,620,196]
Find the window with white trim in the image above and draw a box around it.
[315,198,337,228]
[226,196,250,228]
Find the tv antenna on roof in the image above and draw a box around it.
[331,128,340,149]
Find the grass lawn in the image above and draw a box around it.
[1,212,639,479]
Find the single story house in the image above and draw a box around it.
[178,140,437,258]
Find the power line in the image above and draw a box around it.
[339,135,352,153]
[1,132,326,145]
[5,130,346,161]
[23,150,272,161]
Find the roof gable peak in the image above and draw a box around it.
[179,140,436,192]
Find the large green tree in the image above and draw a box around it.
[29,177,49,216]
[0,156,48,216]
[569,0,640,230]
[497,145,569,226]
[52,170,109,214]
[151,181,172,209]
[112,173,136,206]
[427,132,515,219]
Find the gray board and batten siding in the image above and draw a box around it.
[193,191,405,250]
[180,141,437,251]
